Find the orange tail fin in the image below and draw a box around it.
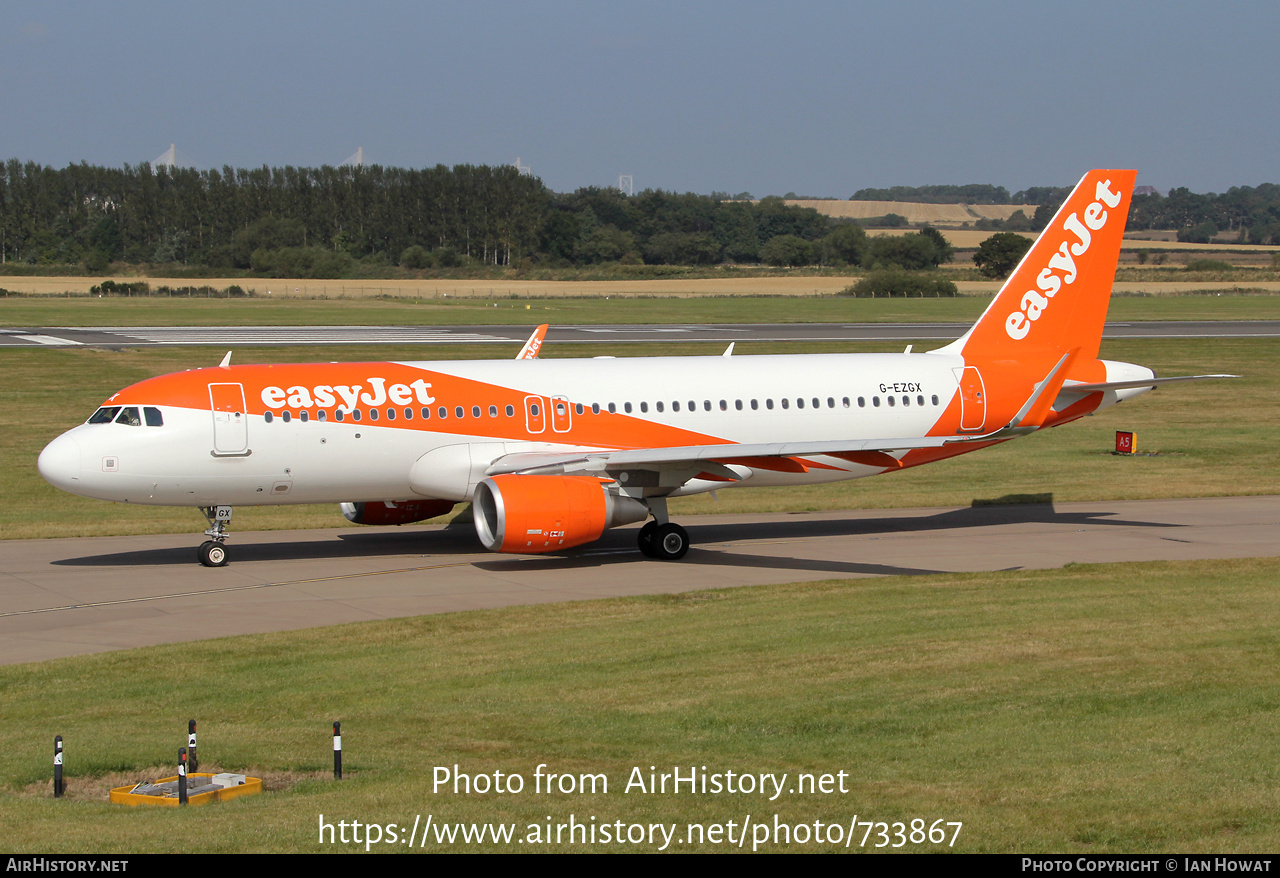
[938,169,1136,365]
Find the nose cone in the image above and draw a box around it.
[38,432,83,493]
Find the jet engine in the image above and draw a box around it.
[472,474,648,553]
[340,499,456,526]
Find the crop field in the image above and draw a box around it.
[789,200,1035,224]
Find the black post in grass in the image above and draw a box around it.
[178,748,188,805]
[188,720,198,773]
[333,722,342,780]
[53,736,63,798]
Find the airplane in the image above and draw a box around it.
[37,169,1234,566]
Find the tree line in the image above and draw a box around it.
[0,159,959,274]
[2,159,1276,277]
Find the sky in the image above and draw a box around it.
[2,0,1276,197]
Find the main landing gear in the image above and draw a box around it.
[197,505,233,567]
[636,498,689,561]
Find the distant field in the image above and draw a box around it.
[2,276,860,299]
[6,274,1280,300]
[788,199,1032,224]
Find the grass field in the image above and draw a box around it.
[2,295,1276,854]
[2,557,1278,852]
[0,335,1269,540]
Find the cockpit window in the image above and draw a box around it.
[144,406,164,427]
[88,406,121,424]
[115,407,142,426]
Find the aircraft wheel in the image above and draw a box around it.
[637,521,658,557]
[198,540,228,567]
[653,523,689,561]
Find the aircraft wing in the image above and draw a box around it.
[484,432,998,480]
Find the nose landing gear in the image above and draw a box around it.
[197,505,233,567]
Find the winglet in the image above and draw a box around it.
[516,324,549,360]
[218,351,233,368]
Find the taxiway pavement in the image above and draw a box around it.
[2,495,1276,666]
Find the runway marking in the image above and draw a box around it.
[1,559,475,618]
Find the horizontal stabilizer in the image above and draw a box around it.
[1063,374,1240,394]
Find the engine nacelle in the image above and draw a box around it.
[340,499,456,526]
[472,475,648,553]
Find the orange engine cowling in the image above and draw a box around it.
[340,499,456,526]
[472,475,648,553]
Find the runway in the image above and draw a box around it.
[2,495,1276,666]
[2,320,1279,347]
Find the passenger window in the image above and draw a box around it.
[766,399,774,410]
[471,406,480,418]
[624,402,632,413]
[673,401,681,412]
[873,397,880,407]
[506,405,515,416]
[335,410,345,422]
[575,403,584,415]
[264,411,274,423]
[719,400,727,411]
[318,410,327,422]
[813,398,820,408]
[888,397,896,407]
[917,395,925,406]
[352,409,362,421]
[751,399,758,410]
[490,405,498,417]
[144,406,163,427]
[640,402,648,413]
[404,408,413,420]
[116,407,142,426]
[282,411,292,423]
[843,397,851,408]
[386,409,395,420]
[656,401,664,413]
[735,400,743,410]
[455,406,465,419]
[369,409,379,421]
[931,395,939,406]
[421,407,431,419]
[902,396,910,407]
[781,399,789,410]
[703,400,711,411]
[797,398,804,409]
[89,406,122,424]
[858,397,865,407]
[439,407,448,419]
[301,411,309,422]
[592,403,600,415]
